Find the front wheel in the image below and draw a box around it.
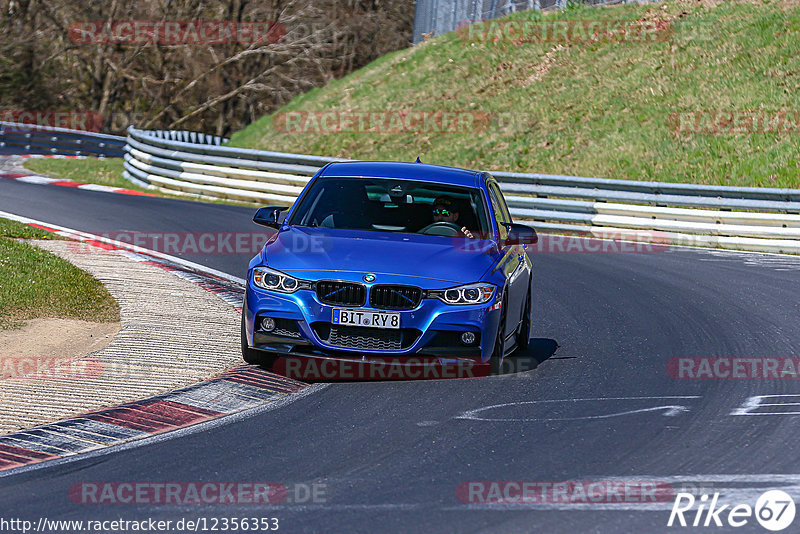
[241,312,278,369]
[516,282,532,352]
[489,295,507,375]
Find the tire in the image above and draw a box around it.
[489,294,507,375]
[516,281,532,352]
[241,311,278,368]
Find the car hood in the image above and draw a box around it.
[262,226,500,286]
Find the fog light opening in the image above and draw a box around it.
[260,317,276,332]
[460,331,476,345]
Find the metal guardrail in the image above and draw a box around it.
[122,126,800,254]
[0,121,126,157]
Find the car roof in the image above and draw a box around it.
[317,161,486,189]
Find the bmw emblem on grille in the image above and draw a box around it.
[363,273,376,283]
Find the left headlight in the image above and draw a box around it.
[429,283,495,305]
[252,266,310,293]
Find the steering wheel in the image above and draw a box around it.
[418,221,462,236]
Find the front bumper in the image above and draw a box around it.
[244,282,501,363]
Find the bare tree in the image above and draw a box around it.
[0,0,413,136]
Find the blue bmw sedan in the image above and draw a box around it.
[242,161,537,376]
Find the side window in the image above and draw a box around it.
[487,183,509,240]
[489,182,512,222]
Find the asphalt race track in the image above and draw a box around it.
[0,177,257,276]
[2,177,800,533]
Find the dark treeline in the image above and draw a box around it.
[0,0,413,136]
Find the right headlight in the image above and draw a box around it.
[252,266,310,293]
[429,283,495,305]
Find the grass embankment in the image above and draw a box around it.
[227,0,800,188]
[22,157,254,206]
[0,218,119,329]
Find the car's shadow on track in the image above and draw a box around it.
[497,337,561,375]
[256,337,562,381]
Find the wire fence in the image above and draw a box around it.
[412,0,650,42]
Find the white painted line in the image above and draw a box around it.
[0,209,246,285]
[117,250,152,262]
[78,183,122,192]
[731,395,800,416]
[455,397,701,422]
[14,175,58,184]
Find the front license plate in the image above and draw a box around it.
[332,309,400,329]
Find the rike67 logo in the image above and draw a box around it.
[668,490,796,531]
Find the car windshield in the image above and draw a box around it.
[287,177,491,236]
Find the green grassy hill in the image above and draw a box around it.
[228,0,800,188]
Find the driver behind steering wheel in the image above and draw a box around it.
[431,196,475,239]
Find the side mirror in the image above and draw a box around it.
[504,223,538,245]
[253,206,289,229]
